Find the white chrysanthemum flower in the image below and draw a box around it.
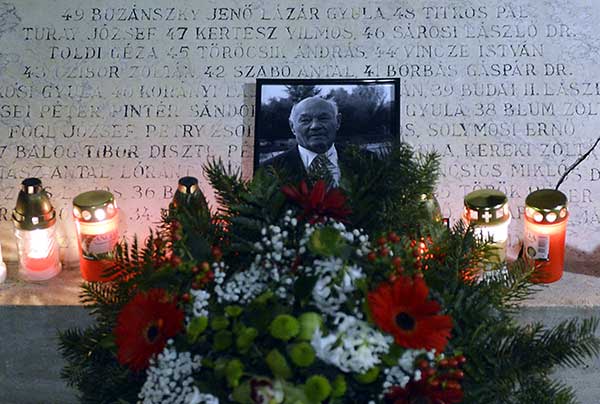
[187,387,219,404]
[311,314,391,374]
[310,258,365,316]
[138,341,202,404]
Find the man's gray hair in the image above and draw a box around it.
[289,96,339,120]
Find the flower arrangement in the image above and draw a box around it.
[59,144,600,404]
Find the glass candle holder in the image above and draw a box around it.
[73,190,119,282]
[523,189,568,283]
[462,189,511,263]
[420,193,443,223]
[12,178,61,281]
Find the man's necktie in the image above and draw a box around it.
[307,153,333,185]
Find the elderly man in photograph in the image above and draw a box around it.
[261,96,344,184]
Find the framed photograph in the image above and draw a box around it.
[253,78,400,174]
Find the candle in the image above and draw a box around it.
[171,176,200,209]
[12,178,61,281]
[462,189,511,265]
[73,190,119,282]
[420,193,443,223]
[0,243,6,283]
[523,189,568,283]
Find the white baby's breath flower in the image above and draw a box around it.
[189,289,210,319]
[138,341,202,404]
[383,349,437,392]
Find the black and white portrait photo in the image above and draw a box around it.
[253,78,400,183]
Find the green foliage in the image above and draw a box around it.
[59,326,142,403]
[340,142,440,235]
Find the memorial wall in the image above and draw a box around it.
[0,0,598,272]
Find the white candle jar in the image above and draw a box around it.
[462,189,511,263]
[12,178,61,281]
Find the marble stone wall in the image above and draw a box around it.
[0,0,598,272]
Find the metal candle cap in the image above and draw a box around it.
[177,176,199,195]
[525,189,568,224]
[463,189,510,225]
[13,178,57,230]
[73,190,117,222]
[171,176,200,209]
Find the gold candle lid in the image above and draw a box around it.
[525,189,568,224]
[13,178,56,230]
[463,189,510,225]
[177,176,199,195]
[172,176,200,208]
[73,190,117,222]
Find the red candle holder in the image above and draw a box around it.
[73,190,120,282]
[523,189,568,283]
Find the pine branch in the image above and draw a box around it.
[204,158,247,214]
[539,317,600,368]
[341,142,441,234]
[492,261,538,309]
[510,377,576,404]
[79,282,124,325]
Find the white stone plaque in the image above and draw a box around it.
[0,0,597,274]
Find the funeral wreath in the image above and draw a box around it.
[59,144,600,404]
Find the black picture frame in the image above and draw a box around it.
[253,78,400,173]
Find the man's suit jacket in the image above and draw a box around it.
[260,146,306,180]
[260,144,372,183]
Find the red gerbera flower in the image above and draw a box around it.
[281,180,351,224]
[114,288,184,371]
[385,379,464,404]
[368,275,453,352]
